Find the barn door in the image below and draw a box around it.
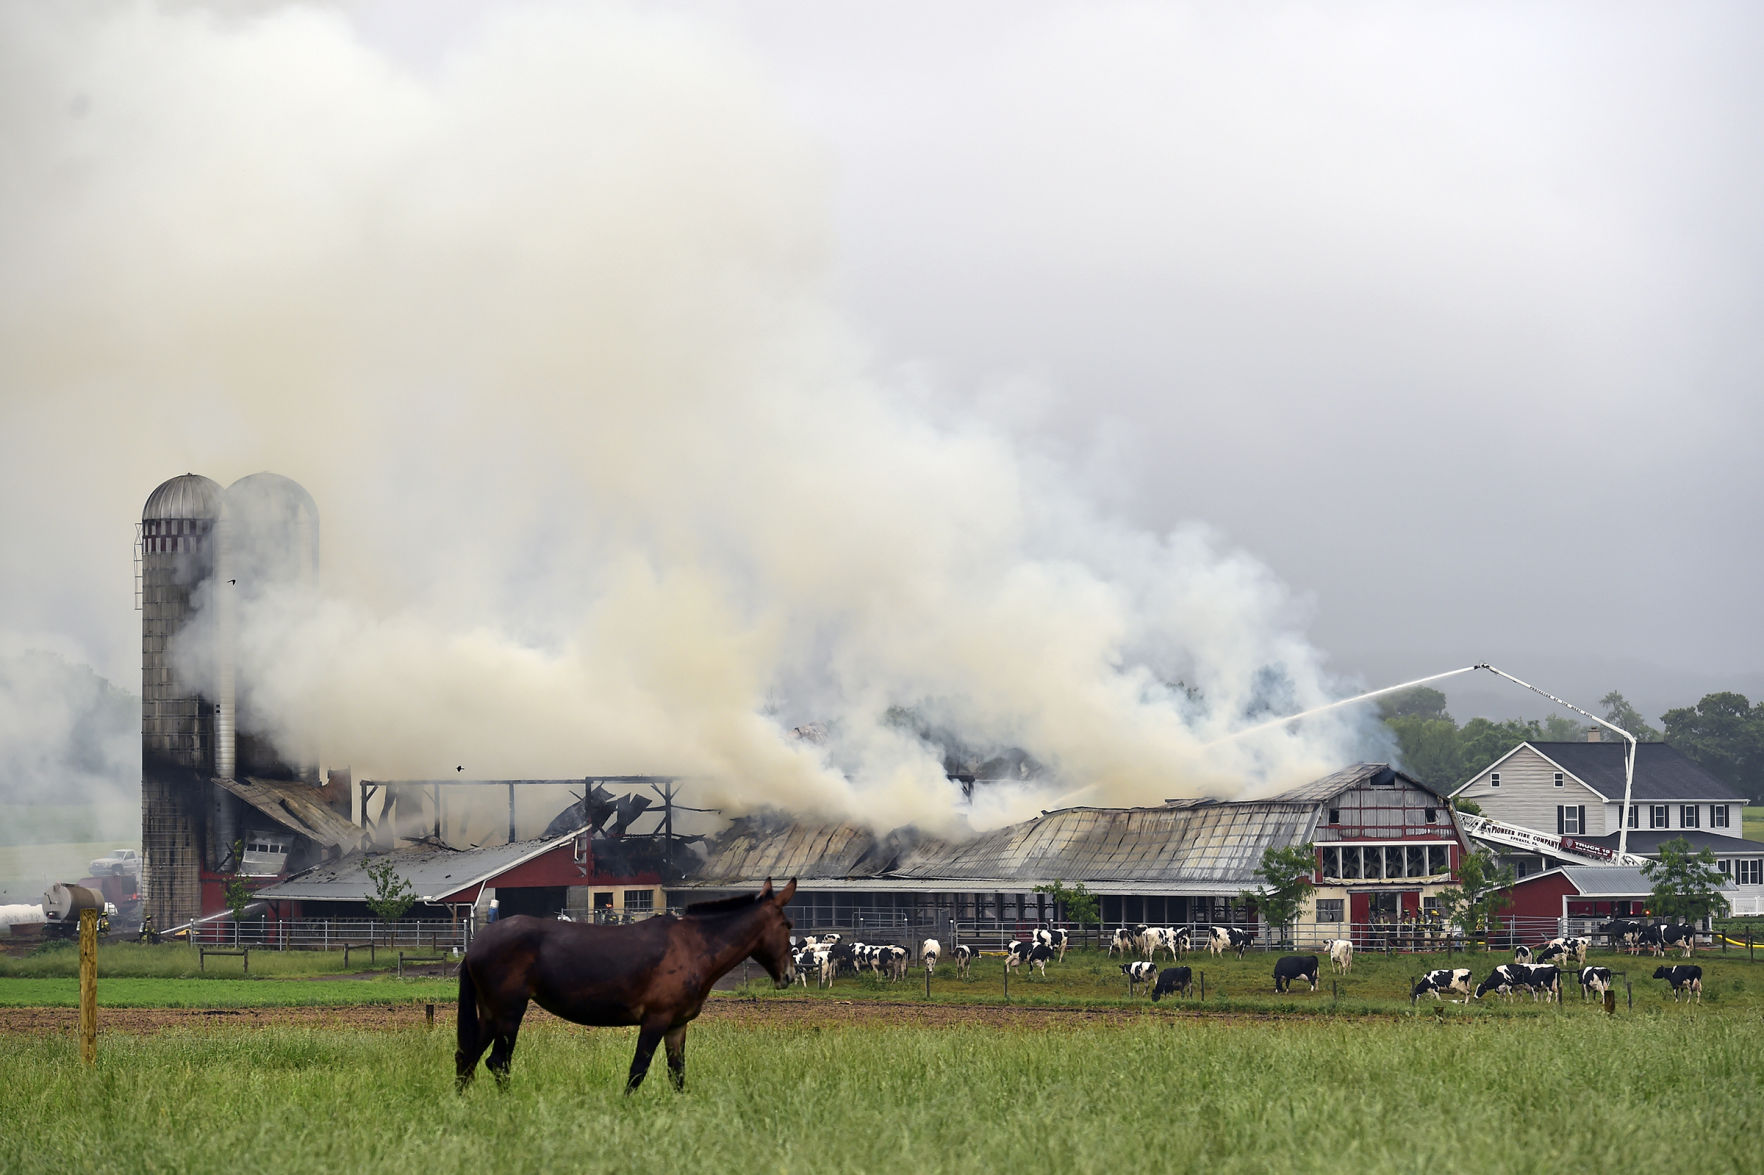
[1349,892,1370,948]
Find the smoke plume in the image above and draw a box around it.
[1,2,1370,833]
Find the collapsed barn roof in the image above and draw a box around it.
[212,776,366,852]
[686,764,1437,894]
[257,826,589,904]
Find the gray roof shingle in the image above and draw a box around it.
[1528,742,1744,802]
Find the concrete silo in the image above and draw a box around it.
[139,473,224,930]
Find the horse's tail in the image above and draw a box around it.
[456,961,481,1089]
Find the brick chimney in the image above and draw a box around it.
[1585,727,1602,743]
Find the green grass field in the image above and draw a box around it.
[0,976,457,1007]
[0,941,427,980]
[1745,805,1764,842]
[4,1015,1759,1175]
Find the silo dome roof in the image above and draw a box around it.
[226,472,318,520]
[142,473,224,521]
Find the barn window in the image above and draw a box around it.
[1328,808,1340,825]
[1553,772,1564,788]
[1424,808,1437,824]
[1682,805,1699,829]
[1428,845,1449,875]
[1489,772,1501,788]
[1340,847,1362,879]
[1406,846,1426,877]
[1651,805,1668,829]
[1321,846,1342,877]
[624,888,655,912]
[1713,806,1730,828]
[1316,899,1344,923]
[1737,859,1763,886]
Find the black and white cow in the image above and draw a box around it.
[1150,966,1193,1001]
[1474,964,1524,1000]
[1659,923,1697,958]
[1142,927,1181,961]
[921,939,941,974]
[1412,968,1474,1002]
[1654,964,1702,1002]
[1326,939,1353,974]
[1121,960,1159,988]
[1599,919,1643,953]
[1109,927,1138,956]
[1272,954,1320,993]
[821,942,858,987]
[886,944,912,980]
[1007,942,1056,976]
[1579,966,1614,1000]
[1208,926,1255,958]
[1035,927,1071,962]
[1518,964,1562,1002]
[1006,939,1035,967]
[952,943,975,979]
[1634,924,1666,956]
[1513,945,1534,965]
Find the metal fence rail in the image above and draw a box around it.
[186,918,468,952]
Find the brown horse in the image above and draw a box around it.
[455,878,797,1094]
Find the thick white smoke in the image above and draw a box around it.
[1,2,1369,834]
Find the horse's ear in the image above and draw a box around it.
[776,877,797,906]
[756,879,774,900]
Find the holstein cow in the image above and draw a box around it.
[1512,945,1534,965]
[1654,964,1703,1002]
[1208,926,1255,959]
[1536,937,1591,968]
[1634,924,1666,956]
[1007,943,1056,977]
[1109,928,1137,957]
[1272,954,1321,993]
[1412,968,1474,1003]
[1150,966,1193,1001]
[1599,919,1643,953]
[1035,927,1071,962]
[1144,927,1184,961]
[1474,964,1524,1001]
[1006,939,1035,968]
[952,943,975,979]
[1518,964,1562,1003]
[884,945,911,980]
[1121,960,1158,990]
[1326,939,1353,975]
[1579,966,1614,1000]
[1659,923,1697,958]
[921,939,941,975]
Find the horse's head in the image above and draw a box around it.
[749,877,799,989]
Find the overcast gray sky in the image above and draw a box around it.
[3,1,1760,814]
[694,1,1764,719]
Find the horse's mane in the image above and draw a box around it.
[683,892,765,917]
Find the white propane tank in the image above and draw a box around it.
[0,904,47,934]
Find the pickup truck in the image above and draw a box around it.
[87,848,140,877]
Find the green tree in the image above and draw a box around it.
[1540,715,1584,742]
[1382,715,1465,789]
[1642,836,1730,924]
[1451,797,1483,817]
[1600,691,1662,742]
[1433,849,1514,951]
[1033,879,1099,940]
[1238,843,1317,947]
[364,858,417,945]
[222,840,253,945]
[1661,692,1764,803]
[1377,687,1452,723]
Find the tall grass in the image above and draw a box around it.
[3,1016,1757,1175]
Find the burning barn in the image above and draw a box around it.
[679,763,1469,942]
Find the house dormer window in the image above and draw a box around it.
[1553,772,1564,788]
[1490,772,1501,789]
[1651,804,1668,829]
[1682,804,1700,829]
[1714,805,1730,829]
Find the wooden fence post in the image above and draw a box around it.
[79,908,97,1066]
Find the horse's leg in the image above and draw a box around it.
[663,1025,688,1092]
[485,1001,528,1092]
[625,1023,665,1094]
